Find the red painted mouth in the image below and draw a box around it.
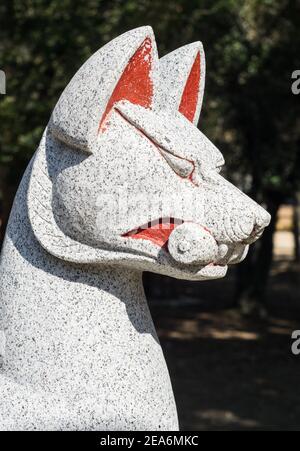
[123,218,184,247]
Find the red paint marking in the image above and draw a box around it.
[129,227,174,248]
[99,38,153,131]
[179,52,201,123]
[123,218,184,248]
[123,219,214,251]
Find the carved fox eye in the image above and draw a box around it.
[159,149,194,179]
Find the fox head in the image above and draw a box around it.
[28,26,270,281]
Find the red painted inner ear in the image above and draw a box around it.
[179,52,201,123]
[99,37,153,130]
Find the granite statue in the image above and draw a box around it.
[0,26,270,430]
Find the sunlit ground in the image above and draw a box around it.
[148,212,300,431]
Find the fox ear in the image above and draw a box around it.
[159,42,205,126]
[99,36,155,131]
[50,26,158,152]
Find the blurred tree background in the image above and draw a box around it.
[0,0,299,312]
[1,0,300,431]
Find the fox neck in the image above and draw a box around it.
[3,255,160,390]
[0,146,179,430]
[1,166,160,391]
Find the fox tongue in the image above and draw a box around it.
[123,219,183,247]
[126,227,174,247]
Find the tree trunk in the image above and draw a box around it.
[234,193,281,315]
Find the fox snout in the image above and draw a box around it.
[241,205,271,244]
[178,179,271,267]
[210,201,270,246]
[166,177,271,268]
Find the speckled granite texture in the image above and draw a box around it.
[0,26,270,431]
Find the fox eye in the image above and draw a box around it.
[159,149,194,179]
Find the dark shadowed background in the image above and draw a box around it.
[1,0,300,430]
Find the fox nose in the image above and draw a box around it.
[243,206,271,244]
[256,206,272,229]
[222,204,271,245]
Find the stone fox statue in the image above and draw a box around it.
[0,27,270,430]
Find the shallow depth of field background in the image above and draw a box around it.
[0,0,300,430]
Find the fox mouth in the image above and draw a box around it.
[123,218,248,271]
[122,217,185,247]
[123,217,224,268]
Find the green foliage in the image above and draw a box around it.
[0,0,299,198]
